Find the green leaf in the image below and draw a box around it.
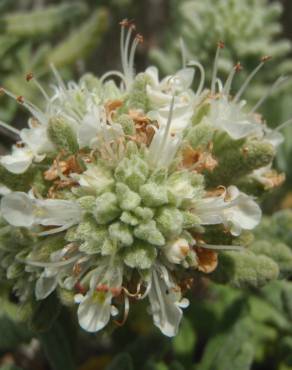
[173,317,196,356]
[106,353,133,370]
[30,293,61,333]
[0,314,32,350]
[39,317,76,370]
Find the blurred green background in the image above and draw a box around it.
[1,1,292,370]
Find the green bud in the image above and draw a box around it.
[191,103,211,125]
[116,182,141,210]
[116,114,136,136]
[123,241,157,269]
[250,240,292,277]
[139,183,168,207]
[134,220,165,246]
[101,238,117,256]
[208,137,275,186]
[94,192,120,224]
[156,207,184,238]
[181,211,201,228]
[47,116,78,153]
[211,251,279,288]
[126,73,151,111]
[120,211,139,226]
[133,206,154,221]
[77,196,96,213]
[185,121,214,149]
[115,155,149,191]
[109,222,133,246]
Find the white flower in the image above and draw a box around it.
[34,247,87,300]
[0,122,54,174]
[76,261,123,332]
[0,146,34,174]
[193,186,261,236]
[164,238,190,264]
[148,264,189,337]
[145,66,195,108]
[72,164,114,195]
[0,192,82,233]
[207,97,262,140]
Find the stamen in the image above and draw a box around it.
[128,34,142,80]
[50,63,66,91]
[0,87,47,124]
[26,72,50,102]
[234,56,271,103]
[250,76,288,114]
[187,60,205,96]
[114,295,129,327]
[223,62,242,96]
[161,93,176,150]
[275,118,292,132]
[197,243,244,251]
[211,41,224,95]
[0,119,20,136]
[100,70,127,86]
[180,38,187,69]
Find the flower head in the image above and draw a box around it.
[0,22,285,336]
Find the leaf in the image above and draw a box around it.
[195,317,254,370]
[39,316,76,370]
[0,314,32,350]
[105,353,133,370]
[173,317,196,356]
[30,292,61,333]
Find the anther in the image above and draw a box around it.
[135,33,144,43]
[26,72,33,82]
[17,96,24,104]
[235,62,243,72]
[261,55,272,63]
[217,40,225,49]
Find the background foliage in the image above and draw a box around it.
[1,0,292,369]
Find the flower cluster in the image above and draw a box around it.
[0,21,285,336]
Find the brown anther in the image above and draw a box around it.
[261,55,272,63]
[217,40,225,49]
[0,87,5,96]
[16,141,25,148]
[235,62,243,72]
[135,33,144,43]
[119,18,136,30]
[196,247,218,274]
[26,72,33,82]
[17,96,24,104]
[242,147,249,156]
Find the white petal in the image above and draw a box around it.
[0,192,35,227]
[20,125,54,154]
[148,269,183,337]
[35,199,82,226]
[77,292,112,332]
[35,276,58,300]
[0,147,33,174]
